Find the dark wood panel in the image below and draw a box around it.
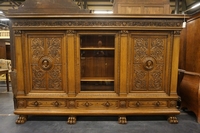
[0,40,7,59]
[182,12,200,73]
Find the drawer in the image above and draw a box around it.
[76,100,118,109]
[26,99,66,107]
[128,100,168,108]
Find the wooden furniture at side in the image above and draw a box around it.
[0,69,9,92]
[6,0,183,124]
[179,11,200,72]
[0,39,11,60]
[113,0,171,14]
[178,9,200,124]
[178,69,200,123]
[0,30,10,59]
[0,41,6,59]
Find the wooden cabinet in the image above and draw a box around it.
[7,0,183,124]
[178,11,200,124]
[113,0,171,14]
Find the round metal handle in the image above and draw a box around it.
[156,101,160,107]
[34,101,39,106]
[85,102,90,107]
[105,101,110,107]
[136,101,140,107]
[54,101,60,107]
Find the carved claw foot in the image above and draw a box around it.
[118,116,127,124]
[168,116,178,124]
[67,116,76,124]
[16,115,27,124]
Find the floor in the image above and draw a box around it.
[0,81,200,133]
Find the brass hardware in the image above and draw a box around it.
[156,101,160,106]
[136,101,140,107]
[54,101,60,107]
[34,101,39,106]
[105,101,110,107]
[85,102,90,107]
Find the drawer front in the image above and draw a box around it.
[128,100,168,108]
[26,100,66,108]
[76,100,119,109]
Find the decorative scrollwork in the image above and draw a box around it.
[12,19,182,28]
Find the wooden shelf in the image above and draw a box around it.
[80,47,114,50]
[81,77,114,81]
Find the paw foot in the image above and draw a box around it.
[118,116,127,124]
[168,116,178,124]
[67,116,76,124]
[16,115,27,124]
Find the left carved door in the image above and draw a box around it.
[23,31,67,93]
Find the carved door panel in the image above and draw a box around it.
[24,32,67,93]
[128,32,172,94]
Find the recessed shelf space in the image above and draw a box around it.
[80,34,115,91]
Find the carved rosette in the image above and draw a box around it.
[17,100,26,108]
[68,100,76,108]
[132,37,166,91]
[119,101,126,108]
[169,101,177,108]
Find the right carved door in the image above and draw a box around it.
[128,32,173,96]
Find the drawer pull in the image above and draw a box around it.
[34,101,39,106]
[85,102,90,107]
[54,101,60,107]
[136,101,140,107]
[105,101,110,107]
[156,101,160,107]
